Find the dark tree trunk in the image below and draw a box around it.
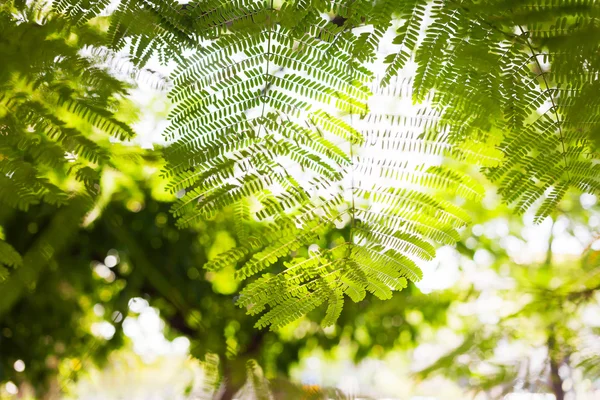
[219,362,247,400]
[548,331,565,400]
[218,331,266,400]
[549,357,565,400]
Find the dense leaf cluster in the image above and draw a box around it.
[1,0,599,330]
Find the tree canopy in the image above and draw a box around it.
[0,0,599,399]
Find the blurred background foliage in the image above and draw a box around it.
[0,150,455,398]
[0,145,599,399]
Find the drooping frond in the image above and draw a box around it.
[0,2,137,211]
[199,73,490,329]
[54,0,195,66]
[235,360,273,400]
[576,337,600,381]
[0,240,22,281]
[197,353,221,399]
[393,0,600,221]
[380,0,428,86]
[31,0,600,330]
[164,1,370,230]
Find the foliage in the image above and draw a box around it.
[414,193,600,399]
[0,147,162,394]
[0,157,453,398]
[0,1,137,209]
[410,0,600,222]
[47,0,599,328]
[158,2,491,329]
[0,1,599,391]
[0,0,144,283]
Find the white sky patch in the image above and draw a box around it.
[91,321,116,340]
[416,246,460,293]
[4,382,18,395]
[13,360,25,373]
[580,193,597,209]
[122,306,190,362]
